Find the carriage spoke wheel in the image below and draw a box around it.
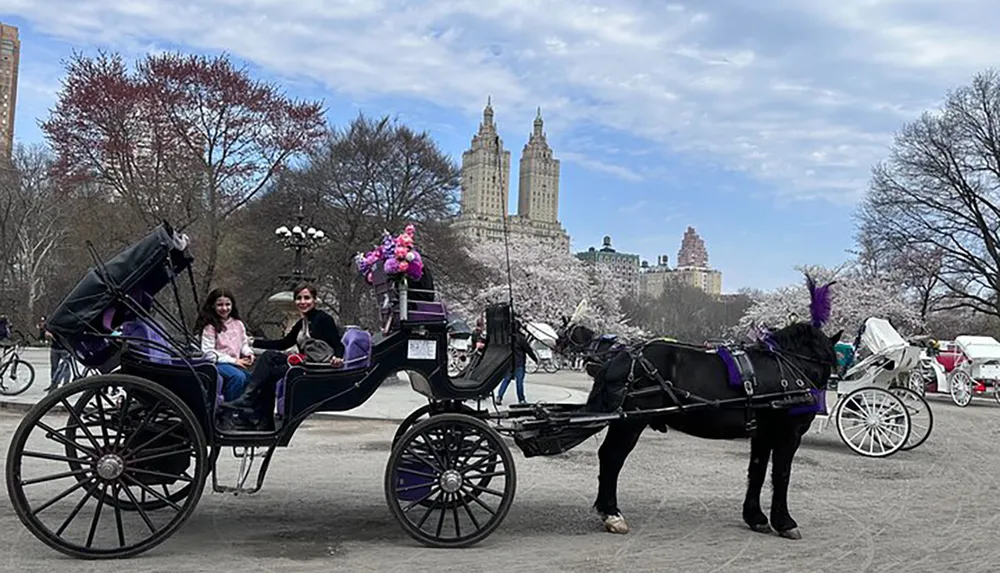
[835,387,911,458]
[543,359,559,374]
[5,374,207,559]
[949,371,974,407]
[888,387,933,451]
[904,370,926,397]
[386,413,515,548]
[64,387,196,512]
[392,403,480,447]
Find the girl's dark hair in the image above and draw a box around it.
[194,288,241,334]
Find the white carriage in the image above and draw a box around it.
[525,321,559,374]
[809,317,934,458]
[931,335,1000,407]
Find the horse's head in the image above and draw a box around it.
[555,322,596,354]
[759,273,843,388]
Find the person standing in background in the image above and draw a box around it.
[44,329,72,393]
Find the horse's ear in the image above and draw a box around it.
[830,329,843,344]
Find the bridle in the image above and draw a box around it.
[753,332,837,391]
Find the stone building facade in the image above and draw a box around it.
[0,22,19,161]
[640,226,723,297]
[575,236,641,297]
[452,98,571,250]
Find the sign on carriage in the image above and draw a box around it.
[407,338,437,360]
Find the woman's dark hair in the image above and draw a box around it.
[293,284,318,299]
[194,288,241,334]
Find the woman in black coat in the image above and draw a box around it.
[220,284,344,431]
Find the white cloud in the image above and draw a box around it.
[4,0,1000,201]
[560,151,644,182]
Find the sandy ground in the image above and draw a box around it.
[0,393,998,573]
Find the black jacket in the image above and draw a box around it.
[513,332,539,368]
[253,308,345,357]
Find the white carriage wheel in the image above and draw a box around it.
[835,387,911,458]
[993,381,1000,406]
[905,369,926,397]
[949,371,974,407]
[888,386,933,450]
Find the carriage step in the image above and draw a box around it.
[215,430,279,447]
[209,444,277,495]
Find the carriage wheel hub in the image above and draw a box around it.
[96,454,125,480]
[439,470,463,493]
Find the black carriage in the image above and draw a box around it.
[4,222,529,558]
[4,223,823,559]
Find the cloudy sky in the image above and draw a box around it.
[1,0,992,291]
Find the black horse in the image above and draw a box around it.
[573,276,842,540]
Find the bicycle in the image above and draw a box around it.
[0,335,36,396]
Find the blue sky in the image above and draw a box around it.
[2,0,995,292]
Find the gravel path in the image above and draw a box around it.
[0,393,998,573]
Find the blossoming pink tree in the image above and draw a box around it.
[736,264,924,340]
[465,236,643,338]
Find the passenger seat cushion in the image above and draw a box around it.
[275,328,374,416]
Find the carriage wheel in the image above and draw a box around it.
[835,387,911,458]
[949,371,974,407]
[5,374,207,559]
[63,387,196,512]
[992,382,1000,406]
[447,351,469,379]
[385,413,516,548]
[904,370,926,397]
[888,387,933,451]
[0,358,36,396]
[392,403,478,447]
[527,359,539,374]
[543,359,559,374]
[392,404,498,509]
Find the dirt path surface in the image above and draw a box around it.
[1,394,998,573]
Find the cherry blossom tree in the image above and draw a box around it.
[736,263,924,340]
[41,50,327,292]
[464,235,643,338]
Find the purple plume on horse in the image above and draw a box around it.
[805,274,834,328]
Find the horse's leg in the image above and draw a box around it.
[768,419,806,540]
[594,420,645,534]
[742,427,774,534]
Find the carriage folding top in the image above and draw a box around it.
[46,222,196,368]
[840,317,923,386]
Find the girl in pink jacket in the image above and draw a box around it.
[194,288,255,401]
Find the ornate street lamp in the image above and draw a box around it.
[274,203,327,288]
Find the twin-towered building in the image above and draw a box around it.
[452,97,722,296]
[452,98,571,249]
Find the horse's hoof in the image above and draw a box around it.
[749,523,773,534]
[778,528,802,540]
[603,513,630,534]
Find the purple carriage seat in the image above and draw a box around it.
[119,318,172,364]
[342,327,373,370]
[274,327,374,418]
[120,318,226,406]
[70,306,120,366]
[406,300,447,323]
